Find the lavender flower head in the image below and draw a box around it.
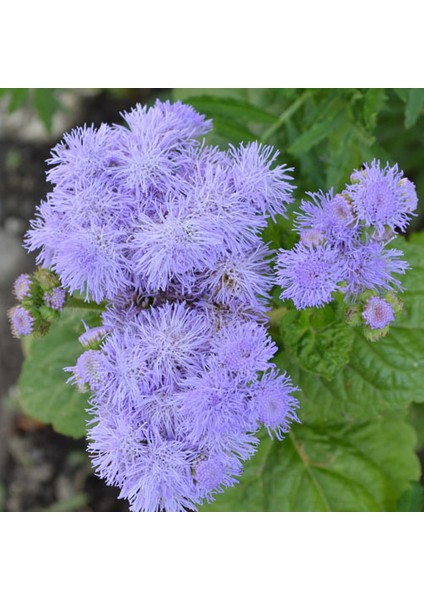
[79,323,112,348]
[362,297,395,330]
[8,306,34,338]
[228,142,295,219]
[347,159,418,234]
[295,189,357,247]
[252,370,300,440]
[276,243,346,309]
[44,287,66,310]
[66,349,107,393]
[13,274,32,301]
[344,240,408,300]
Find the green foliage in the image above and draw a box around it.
[363,88,388,130]
[276,236,424,425]
[404,89,424,128]
[201,416,419,511]
[19,308,101,438]
[0,88,63,132]
[279,305,354,381]
[396,482,424,511]
[409,403,424,449]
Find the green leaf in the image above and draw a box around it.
[0,88,62,131]
[404,88,424,128]
[178,95,276,125]
[33,88,62,133]
[19,308,102,438]
[279,305,354,381]
[276,236,424,425]
[172,94,279,146]
[396,482,424,512]
[363,88,387,130]
[0,88,30,112]
[288,97,346,155]
[173,88,247,102]
[394,88,409,103]
[409,231,424,248]
[409,403,424,449]
[208,117,257,145]
[201,415,420,511]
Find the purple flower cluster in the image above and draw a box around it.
[8,270,67,339]
[276,161,417,328]
[26,101,294,306]
[28,100,300,511]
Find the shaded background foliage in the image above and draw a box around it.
[1,88,423,511]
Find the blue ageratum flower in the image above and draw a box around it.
[209,320,277,381]
[178,367,254,442]
[51,225,131,303]
[44,287,66,310]
[228,142,295,219]
[295,189,358,247]
[131,197,225,294]
[343,240,408,300]
[65,349,107,393]
[46,123,117,189]
[77,292,299,511]
[276,243,346,309]
[194,453,243,504]
[128,302,212,390]
[13,273,32,301]
[8,306,34,338]
[251,369,300,440]
[110,100,211,198]
[362,297,395,330]
[88,408,198,512]
[346,159,418,235]
[202,242,274,316]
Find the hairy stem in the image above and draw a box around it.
[66,296,106,311]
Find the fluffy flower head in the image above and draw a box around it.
[362,297,395,329]
[8,306,34,338]
[13,274,32,301]
[276,243,345,309]
[346,159,418,234]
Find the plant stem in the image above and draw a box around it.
[261,91,310,144]
[66,296,106,311]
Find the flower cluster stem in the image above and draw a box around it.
[66,296,106,311]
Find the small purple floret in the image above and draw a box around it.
[362,297,395,329]
[44,287,66,310]
[8,306,34,338]
[13,274,32,301]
